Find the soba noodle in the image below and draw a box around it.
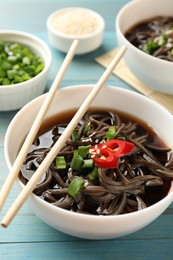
[125,16,173,61]
[20,110,173,215]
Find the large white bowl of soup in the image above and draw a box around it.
[4,85,173,239]
[116,0,173,94]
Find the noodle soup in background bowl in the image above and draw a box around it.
[4,85,173,239]
[116,0,173,94]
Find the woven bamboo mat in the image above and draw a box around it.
[95,48,173,114]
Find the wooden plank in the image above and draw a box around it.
[1,208,173,243]
[0,239,173,260]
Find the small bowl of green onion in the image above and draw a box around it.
[0,30,52,111]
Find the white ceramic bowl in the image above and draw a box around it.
[4,85,173,239]
[47,7,105,54]
[0,30,52,111]
[116,0,173,94]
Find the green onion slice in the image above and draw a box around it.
[83,123,92,135]
[78,145,91,157]
[70,151,83,170]
[72,131,79,141]
[117,134,126,140]
[81,159,93,169]
[55,156,66,169]
[68,177,85,198]
[106,126,116,140]
[87,167,98,181]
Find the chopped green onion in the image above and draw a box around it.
[22,56,31,65]
[163,33,169,40]
[68,177,85,198]
[70,151,83,170]
[117,134,126,140]
[21,73,31,81]
[142,41,158,54]
[12,64,20,70]
[2,78,10,85]
[13,75,23,83]
[0,69,6,77]
[106,126,116,140]
[83,123,92,135]
[25,65,35,76]
[72,131,79,141]
[35,63,44,75]
[55,156,66,169]
[7,55,17,63]
[78,145,91,157]
[7,69,16,79]
[0,41,44,85]
[158,38,165,46]
[2,61,12,71]
[118,158,122,165]
[87,167,98,181]
[81,159,93,169]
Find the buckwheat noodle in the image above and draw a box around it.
[20,111,173,215]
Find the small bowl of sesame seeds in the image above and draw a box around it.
[0,30,52,111]
[47,7,105,55]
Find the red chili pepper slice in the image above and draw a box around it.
[90,146,119,168]
[89,139,135,169]
[106,139,135,158]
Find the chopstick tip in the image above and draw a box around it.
[1,222,7,228]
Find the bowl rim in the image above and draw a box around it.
[4,84,173,221]
[0,29,52,90]
[47,7,105,40]
[116,0,173,67]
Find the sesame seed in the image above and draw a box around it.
[100,155,106,160]
[96,149,100,154]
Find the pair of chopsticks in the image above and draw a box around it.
[0,41,126,227]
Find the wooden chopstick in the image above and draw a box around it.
[1,45,127,228]
[0,40,79,211]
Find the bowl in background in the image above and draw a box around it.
[47,7,105,54]
[0,30,52,111]
[116,0,173,94]
[4,85,173,239]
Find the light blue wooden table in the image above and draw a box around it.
[0,1,173,259]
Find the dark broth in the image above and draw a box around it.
[20,108,173,215]
[125,16,173,61]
